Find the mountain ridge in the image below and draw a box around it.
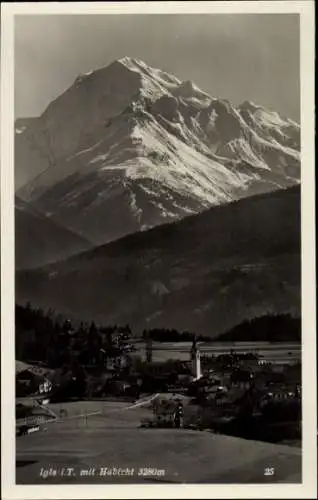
[15,57,300,245]
[15,196,92,270]
[16,185,300,337]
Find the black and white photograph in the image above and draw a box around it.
[1,1,316,498]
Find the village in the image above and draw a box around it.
[16,305,301,446]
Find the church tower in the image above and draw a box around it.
[190,338,202,380]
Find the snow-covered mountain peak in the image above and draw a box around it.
[173,79,212,105]
[239,100,298,128]
[111,57,181,88]
[117,56,151,71]
[237,100,300,152]
[239,100,262,112]
[16,58,300,245]
[118,55,142,65]
[177,80,197,93]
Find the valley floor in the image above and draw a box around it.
[132,341,301,364]
[16,398,301,484]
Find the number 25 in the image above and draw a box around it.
[264,467,275,476]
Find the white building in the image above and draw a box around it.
[191,342,202,381]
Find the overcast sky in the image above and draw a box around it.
[15,14,300,121]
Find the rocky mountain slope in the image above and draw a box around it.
[16,186,300,337]
[16,57,300,245]
[15,197,91,270]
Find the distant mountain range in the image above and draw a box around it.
[16,57,300,247]
[16,186,300,338]
[15,196,91,270]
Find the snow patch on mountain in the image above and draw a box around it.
[16,126,27,135]
[129,190,143,221]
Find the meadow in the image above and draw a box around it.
[16,397,301,484]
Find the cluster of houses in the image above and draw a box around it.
[141,342,301,437]
[16,334,301,401]
[16,361,53,398]
[16,330,301,440]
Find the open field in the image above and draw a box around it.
[132,341,301,364]
[16,398,301,484]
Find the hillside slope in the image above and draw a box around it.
[15,197,92,269]
[16,186,300,337]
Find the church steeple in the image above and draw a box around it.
[190,337,202,380]
[190,338,197,361]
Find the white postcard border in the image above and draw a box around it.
[1,2,316,499]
